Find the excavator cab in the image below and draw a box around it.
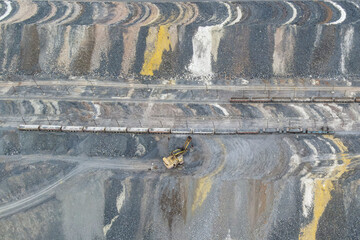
[163,136,192,169]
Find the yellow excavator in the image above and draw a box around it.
[163,136,192,169]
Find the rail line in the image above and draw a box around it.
[1,95,359,105]
[18,124,335,135]
[2,80,360,92]
[230,97,360,103]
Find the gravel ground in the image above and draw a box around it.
[0,130,359,239]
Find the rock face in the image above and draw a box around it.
[0,132,360,239]
[0,1,359,80]
[1,0,360,240]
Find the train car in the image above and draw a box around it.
[320,126,334,134]
[279,127,287,133]
[312,97,334,103]
[83,126,105,133]
[334,97,355,103]
[105,127,127,133]
[292,97,312,103]
[39,125,62,132]
[214,129,237,135]
[355,97,360,103]
[263,128,279,134]
[170,128,193,134]
[61,126,84,132]
[18,124,40,131]
[251,97,271,103]
[306,128,317,134]
[149,128,171,134]
[127,127,149,134]
[272,97,292,103]
[306,128,325,134]
[193,128,215,135]
[230,97,251,103]
[287,127,303,134]
[237,129,259,134]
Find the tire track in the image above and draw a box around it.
[0,154,152,219]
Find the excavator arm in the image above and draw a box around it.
[183,136,192,150]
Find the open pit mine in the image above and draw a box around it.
[1,1,360,239]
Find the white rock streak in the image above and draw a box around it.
[318,137,336,154]
[29,100,43,115]
[0,0,12,21]
[212,104,229,116]
[188,3,232,78]
[228,6,242,26]
[272,26,296,76]
[283,2,297,25]
[340,26,354,74]
[116,186,126,213]
[304,139,319,165]
[224,229,234,240]
[285,137,314,219]
[188,27,213,77]
[103,184,126,236]
[313,25,323,48]
[300,176,314,218]
[289,104,309,119]
[304,139,318,157]
[93,103,101,119]
[325,0,346,25]
[103,216,119,236]
[352,2,360,24]
[317,104,340,121]
[283,138,301,175]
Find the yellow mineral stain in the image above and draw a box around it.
[299,179,334,240]
[324,135,348,153]
[192,140,226,212]
[140,25,171,76]
[299,135,351,240]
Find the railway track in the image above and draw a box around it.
[230,97,360,103]
[18,124,335,135]
[1,80,360,92]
